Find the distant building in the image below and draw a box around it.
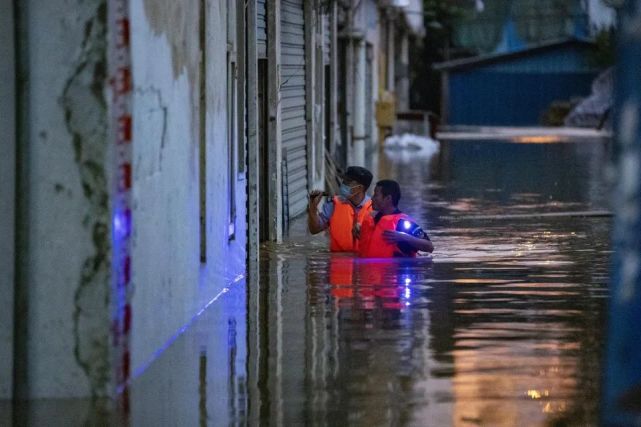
[434,38,602,126]
[425,0,614,127]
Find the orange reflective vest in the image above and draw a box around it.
[358,212,418,258]
[329,196,373,252]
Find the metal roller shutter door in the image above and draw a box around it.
[281,0,308,218]
[257,0,267,58]
[323,13,330,64]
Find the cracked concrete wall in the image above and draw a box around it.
[14,0,111,398]
[11,0,249,399]
[0,0,16,401]
[129,0,248,376]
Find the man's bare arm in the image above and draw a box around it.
[382,230,434,253]
[308,190,326,234]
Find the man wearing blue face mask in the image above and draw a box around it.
[308,166,374,252]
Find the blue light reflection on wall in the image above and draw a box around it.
[113,209,131,241]
[128,274,245,385]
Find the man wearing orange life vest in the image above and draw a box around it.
[358,179,434,258]
[308,166,374,252]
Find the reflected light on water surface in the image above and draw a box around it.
[245,138,611,426]
[512,135,569,144]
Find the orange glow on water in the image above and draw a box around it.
[512,135,568,144]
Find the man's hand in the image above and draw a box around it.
[308,189,325,211]
[382,230,408,244]
[308,190,327,235]
[383,229,434,253]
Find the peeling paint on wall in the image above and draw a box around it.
[142,0,200,90]
[60,0,112,399]
[140,0,202,160]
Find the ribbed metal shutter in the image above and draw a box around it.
[281,0,308,218]
[322,13,330,64]
[257,0,267,58]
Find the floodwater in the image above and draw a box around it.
[6,136,612,426]
[250,137,613,426]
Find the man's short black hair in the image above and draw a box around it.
[376,179,401,206]
[342,166,373,190]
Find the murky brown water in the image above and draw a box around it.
[250,138,612,426]
[7,138,612,426]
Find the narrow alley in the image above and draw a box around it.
[2,0,641,426]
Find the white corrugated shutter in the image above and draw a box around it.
[323,13,330,64]
[257,0,267,58]
[281,0,308,218]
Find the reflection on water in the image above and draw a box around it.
[127,277,248,427]
[250,139,612,426]
[15,276,254,427]
[9,139,610,426]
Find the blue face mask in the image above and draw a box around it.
[339,183,354,198]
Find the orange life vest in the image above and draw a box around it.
[358,212,418,258]
[329,196,373,252]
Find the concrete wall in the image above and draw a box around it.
[14,0,112,398]
[0,0,15,401]
[129,0,248,379]
[9,0,248,400]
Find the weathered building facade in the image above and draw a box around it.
[0,0,422,417]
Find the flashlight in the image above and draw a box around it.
[395,219,419,234]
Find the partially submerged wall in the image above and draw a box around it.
[14,0,111,398]
[11,0,249,401]
[129,0,247,381]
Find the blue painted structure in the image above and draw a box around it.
[602,2,641,425]
[435,39,601,126]
[493,17,525,54]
